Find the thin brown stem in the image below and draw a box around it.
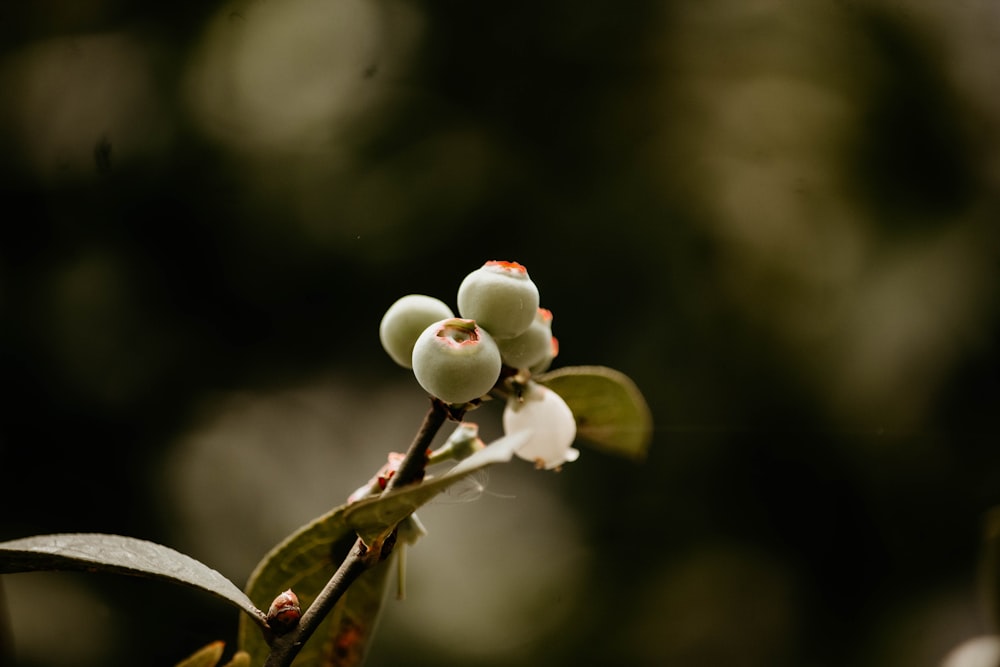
[263,537,369,667]
[263,398,457,667]
[384,398,457,494]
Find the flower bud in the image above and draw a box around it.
[266,589,301,635]
[347,452,405,504]
[430,421,486,463]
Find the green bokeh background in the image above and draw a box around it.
[2,1,999,665]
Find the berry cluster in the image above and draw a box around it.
[379,261,578,469]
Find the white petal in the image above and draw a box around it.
[503,383,578,470]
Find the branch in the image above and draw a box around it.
[262,537,369,667]
[263,397,459,667]
[385,398,459,493]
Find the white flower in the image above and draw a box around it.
[503,382,579,470]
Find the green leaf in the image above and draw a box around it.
[537,365,653,461]
[238,504,369,667]
[174,642,251,667]
[318,555,395,667]
[0,533,267,628]
[238,431,530,666]
[222,652,252,667]
[343,431,529,546]
[175,641,225,667]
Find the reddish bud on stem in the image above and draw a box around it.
[267,589,302,635]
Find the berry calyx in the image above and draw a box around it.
[411,318,502,404]
[380,294,455,368]
[503,381,579,470]
[457,261,540,340]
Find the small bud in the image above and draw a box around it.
[267,589,301,635]
[430,421,486,462]
[347,452,406,503]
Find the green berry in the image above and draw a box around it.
[497,308,555,369]
[457,261,540,339]
[380,294,455,368]
[411,318,502,404]
[529,335,559,374]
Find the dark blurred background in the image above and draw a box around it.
[2,1,999,665]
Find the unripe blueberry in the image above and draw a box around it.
[529,335,559,374]
[503,381,579,470]
[380,294,455,368]
[497,308,555,369]
[411,318,502,404]
[457,261,540,339]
